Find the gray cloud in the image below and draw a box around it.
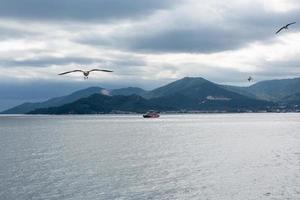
[0,0,179,22]
[76,6,300,53]
[256,59,300,78]
[2,0,300,54]
[125,28,254,53]
[0,27,38,39]
[0,54,148,80]
[0,56,105,68]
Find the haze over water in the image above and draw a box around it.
[0,114,300,200]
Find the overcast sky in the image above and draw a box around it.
[0,0,300,111]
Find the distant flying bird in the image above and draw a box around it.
[248,76,253,82]
[276,22,296,34]
[58,69,113,79]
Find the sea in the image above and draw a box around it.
[0,114,300,200]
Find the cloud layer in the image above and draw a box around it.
[0,0,178,21]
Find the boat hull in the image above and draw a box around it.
[143,114,160,118]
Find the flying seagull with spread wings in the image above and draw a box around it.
[58,69,113,79]
[276,22,296,34]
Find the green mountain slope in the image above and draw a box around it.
[1,86,146,114]
[1,87,105,114]
[29,77,274,114]
[29,94,169,114]
[110,87,146,96]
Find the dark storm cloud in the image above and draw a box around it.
[76,25,268,53]
[0,0,179,22]
[126,28,256,53]
[76,7,300,53]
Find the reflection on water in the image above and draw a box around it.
[0,114,300,200]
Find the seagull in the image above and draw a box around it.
[276,22,296,34]
[58,69,113,79]
[248,76,253,82]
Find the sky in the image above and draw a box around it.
[0,0,300,111]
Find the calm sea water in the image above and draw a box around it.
[0,114,300,200]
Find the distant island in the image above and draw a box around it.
[2,77,300,115]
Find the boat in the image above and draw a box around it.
[143,110,160,118]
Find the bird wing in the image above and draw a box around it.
[58,70,84,75]
[287,22,296,26]
[276,27,284,34]
[88,69,113,73]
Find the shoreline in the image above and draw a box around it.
[1,111,300,116]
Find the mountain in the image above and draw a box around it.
[1,87,106,114]
[144,77,273,110]
[247,77,300,101]
[29,77,275,114]
[29,94,169,114]
[143,77,208,99]
[221,85,257,99]
[110,87,146,96]
[281,93,300,104]
[143,77,257,101]
[6,77,300,115]
[226,77,300,102]
[1,86,146,114]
